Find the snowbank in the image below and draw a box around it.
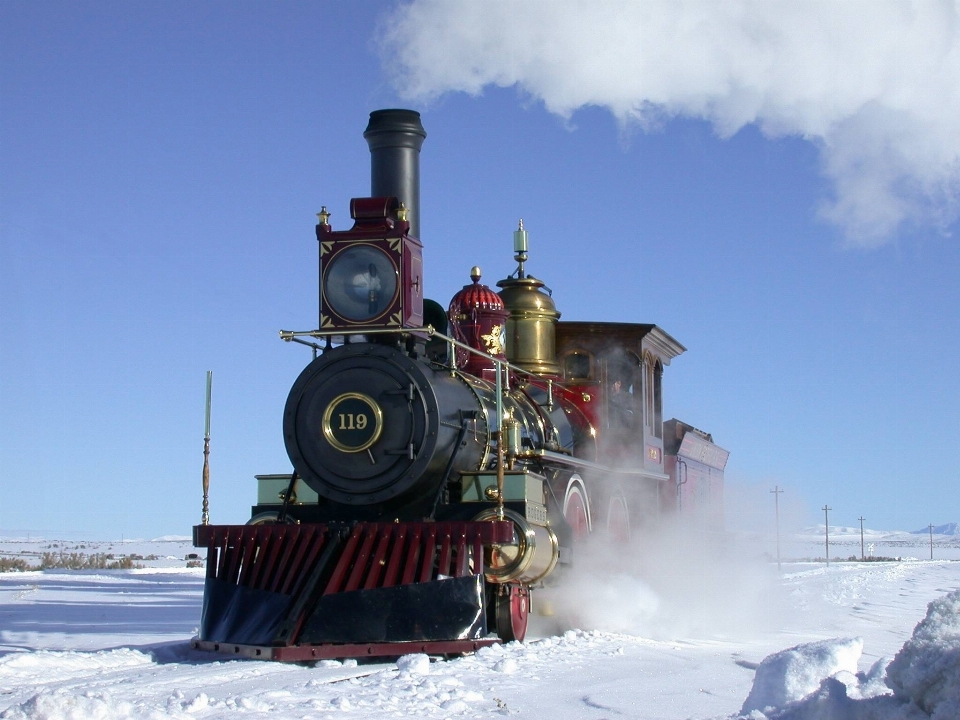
[886,589,960,719]
[738,588,960,720]
[740,637,864,714]
[0,648,154,683]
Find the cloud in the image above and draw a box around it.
[379,0,960,246]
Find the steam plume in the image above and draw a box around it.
[531,521,784,641]
[379,0,960,246]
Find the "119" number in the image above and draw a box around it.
[338,413,368,430]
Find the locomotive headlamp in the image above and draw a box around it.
[322,244,399,322]
[317,193,423,330]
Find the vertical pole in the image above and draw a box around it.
[858,516,865,560]
[771,486,783,572]
[677,459,687,512]
[201,371,212,525]
[823,505,831,566]
[495,361,505,519]
[929,524,934,560]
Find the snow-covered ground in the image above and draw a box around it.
[1,531,958,719]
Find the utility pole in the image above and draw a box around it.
[823,505,832,567]
[202,371,213,526]
[771,486,784,571]
[860,515,867,562]
[929,524,934,560]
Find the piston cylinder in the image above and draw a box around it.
[472,507,559,585]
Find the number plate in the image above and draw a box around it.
[322,393,384,453]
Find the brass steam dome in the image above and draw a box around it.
[496,221,561,376]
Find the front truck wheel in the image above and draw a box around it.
[493,583,530,642]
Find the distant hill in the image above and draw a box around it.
[912,523,960,536]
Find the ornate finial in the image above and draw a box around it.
[514,220,528,253]
[470,266,482,283]
[513,219,529,278]
[397,202,409,222]
[317,206,330,226]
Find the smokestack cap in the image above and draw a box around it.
[363,109,426,151]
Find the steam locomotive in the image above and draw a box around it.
[191,109,727,661]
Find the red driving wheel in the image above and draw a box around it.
[496,584,529,642]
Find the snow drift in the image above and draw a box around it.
[886,588,960,719]
[738,588,960,719]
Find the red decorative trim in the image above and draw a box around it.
[382,526,407,588]
[194,521,513,595]
[400,525,423,585]
[363,526,393,590]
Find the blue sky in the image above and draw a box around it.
[2,1,958,539]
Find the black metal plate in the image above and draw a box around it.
[299,574,487,644]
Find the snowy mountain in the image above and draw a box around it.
[796,524,960,546]
[912,522,960,535]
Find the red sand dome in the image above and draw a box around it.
[447,267,509,378]
[448,267,505,314]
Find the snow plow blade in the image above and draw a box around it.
[192,521,514,660]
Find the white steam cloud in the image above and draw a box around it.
[380,0,960,246]
[530,522,785,641]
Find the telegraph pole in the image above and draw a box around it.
[823,505,832,567]
[201,371,213,525]
[860,515,867,562]
[771,486,783,571]
[929,524,934,560]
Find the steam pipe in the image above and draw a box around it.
[363,109,427,239]
[676,458,687,513]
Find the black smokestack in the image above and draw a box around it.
[363,109,427,239]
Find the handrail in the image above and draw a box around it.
[278,326,553,401]
[279,325,559,501]
[533,449,670,482]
